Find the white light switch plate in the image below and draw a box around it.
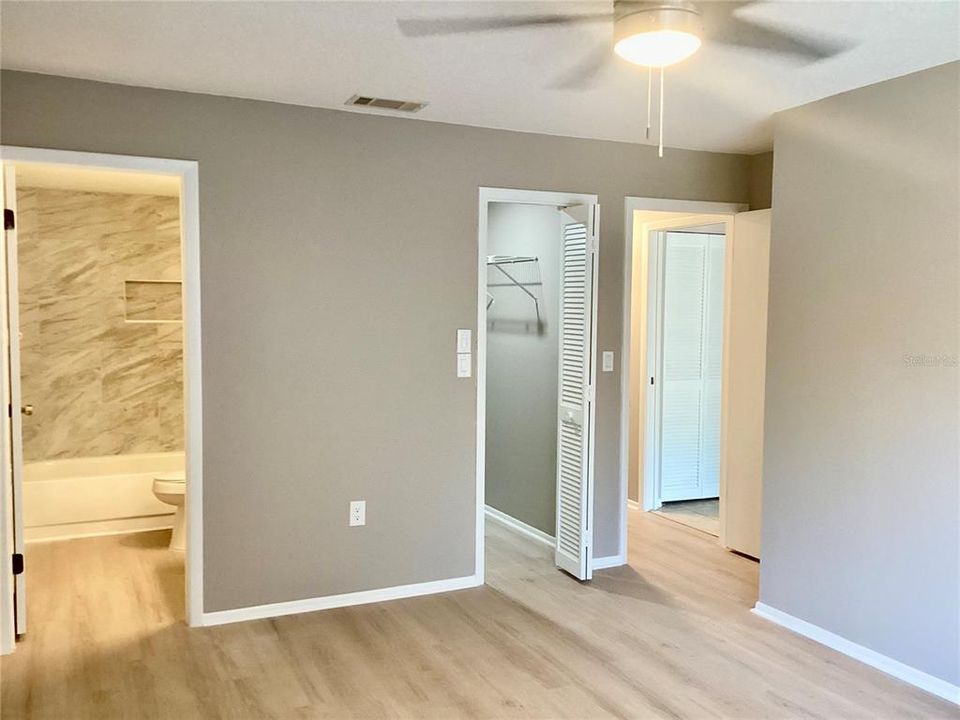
[603,350,613,372]
[457,353,472,378]
[602,351,615,372]
[349,500,366,527]
[457,328,472,354]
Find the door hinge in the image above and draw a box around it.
[650,376,655,385]
[12,553,23,576]
[3,209,14,231]
[586,385,595,402]
[7,404,11,418]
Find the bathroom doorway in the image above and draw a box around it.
[0,147,203,653]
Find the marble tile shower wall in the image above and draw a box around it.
[16,188,183,462]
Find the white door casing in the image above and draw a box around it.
[0,168,14,654]
[0,145,203,634]
[554,203,599,580]
[1,165,26,636]
[621,198,749,564]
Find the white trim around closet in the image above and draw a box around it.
[477,187,599,582]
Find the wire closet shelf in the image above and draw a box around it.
[486,254,543,326]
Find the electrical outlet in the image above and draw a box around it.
[349,500,366,527]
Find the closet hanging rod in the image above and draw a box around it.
[487,255,537,266]
[485,255,541,324]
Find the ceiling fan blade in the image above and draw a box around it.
[549,44,614,90]
[397,13,613,37]
[709,15,852,61]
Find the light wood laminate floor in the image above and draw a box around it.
[2,510,956,719]
[653,499,720,537]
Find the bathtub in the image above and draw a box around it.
[23,451,185,542]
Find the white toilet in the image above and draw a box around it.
[152,472,186,551]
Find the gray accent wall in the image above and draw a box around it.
[485,203,561,536]
[1,71,750,612]
[761,62,959,685]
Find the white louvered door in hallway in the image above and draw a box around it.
[554,204,598,581]
[658,231,725,502]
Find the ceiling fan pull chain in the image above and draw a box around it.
[659,66,665,158]
[646,66,652,140]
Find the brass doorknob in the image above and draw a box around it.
[21,405,33,416]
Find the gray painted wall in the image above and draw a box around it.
[1,71,750,612]
[485,203,560,536]
[761,62,959,685]
[748,152,773,210]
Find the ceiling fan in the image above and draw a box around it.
[398,2,851,155]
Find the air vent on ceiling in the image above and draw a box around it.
[346,94,427,113]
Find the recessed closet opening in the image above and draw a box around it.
[477,188,599,584]
[485,202,559,543]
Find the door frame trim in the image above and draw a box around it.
[476,187,598,583]
[0,146,204,643]
[620,197,747,564]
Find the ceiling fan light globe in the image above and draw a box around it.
[612,3,702,67]
[614,30,701,67]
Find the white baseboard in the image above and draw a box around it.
[591,553,626,570]
[484,505,555,547]
[752,602,959,705]
[626,499,642,511]
[26,514,173,543]
[201,574,481,627]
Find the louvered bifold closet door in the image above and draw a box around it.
[659,232,724,502]
[555,204,598,581]
[698,235,725,497]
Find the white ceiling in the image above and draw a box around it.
[2,1,957,154]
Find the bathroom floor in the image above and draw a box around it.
[2,531,187,714]
[18,529,184,618]
[652,497,720,536]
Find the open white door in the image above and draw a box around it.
[0,166,14,653]
[555,203,599,581]
[1,164,25,639]
[720,209,771,558]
